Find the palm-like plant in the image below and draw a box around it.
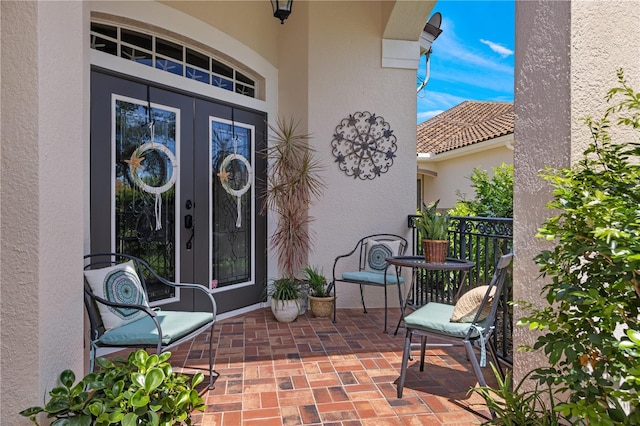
[263,117,325,278]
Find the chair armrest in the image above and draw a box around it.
[332,246,360,281]
[153,276,217,317]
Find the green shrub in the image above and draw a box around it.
[20,349,205,426]
[518,69,640,424]
[450,163,513,218]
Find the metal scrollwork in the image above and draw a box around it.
[331,111,397,180]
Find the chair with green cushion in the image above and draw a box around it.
[396,252,513,398]
[83,253,218,389]
[331,234,408,332]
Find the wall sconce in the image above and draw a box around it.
[417,12,443,94]
[271,0,293,24]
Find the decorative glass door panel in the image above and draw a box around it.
[113,96,180,303]
[210,119,254,289]
[91,70,267,314]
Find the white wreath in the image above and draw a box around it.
[130,142,177,194]
[219,153,253,196]
[128,142,177,231]
[219,153,253,228]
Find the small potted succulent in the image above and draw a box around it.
[304,265,334,318]
[414,199,451,263]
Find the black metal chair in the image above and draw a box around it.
[330,234,408,332]
[397,252,513,398]
[83,253,218,389]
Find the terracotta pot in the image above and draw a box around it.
[271,298,299,323]
[422,239,449,263]
[308,295,335,318]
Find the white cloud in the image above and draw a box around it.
[479,39,514,57]
[417,110,444,123]
[432,20,513,75]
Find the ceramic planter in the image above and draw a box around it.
[271,298,299,323]
[308,295,335,318]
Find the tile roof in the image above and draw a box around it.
[417,101,514,155]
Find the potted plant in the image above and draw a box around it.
[269,277,303,323]
[414,199,451,263]
[304,265,334,318]
[262,117,325,321]
[20,349,205,426]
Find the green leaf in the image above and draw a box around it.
[627,328,640,344]
[122,412,139,426]
[144,368,165,393]
[191,372,204,388]
[130,389,150,408]
[19,406,43,417]
[60,370,76,388]
[131,372,145,389]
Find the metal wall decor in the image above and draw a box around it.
[331,111,397,180]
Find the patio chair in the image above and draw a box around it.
[331,234,408,332]
[83,253,218,389]
[397,252,513,398]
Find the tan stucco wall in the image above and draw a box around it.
[419,141,514,211]
[513,0,640,383]
[306,1,422,309]
[1,1,86,422]
[162,1,279,68]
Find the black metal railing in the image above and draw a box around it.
[407,215,514,363]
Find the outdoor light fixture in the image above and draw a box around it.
[271,0,293,24]
[417,12,443,94]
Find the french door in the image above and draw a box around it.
[90,70,267,313]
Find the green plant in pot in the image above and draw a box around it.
[269,277,303,323]
[304,265,334,318]
[20,349,205,426]
[414,199,451,263]
[262,117,325,322]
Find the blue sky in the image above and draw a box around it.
[417,0,515,123]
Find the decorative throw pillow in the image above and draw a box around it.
[450,285,496,323]
[84,260,149,330]
[364,238,402,273]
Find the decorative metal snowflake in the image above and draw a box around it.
[331,111,397,180]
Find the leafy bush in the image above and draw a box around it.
[20,350,205,426]
[518,69,640,424]
[450,163,513,218]
[471,364,570,425]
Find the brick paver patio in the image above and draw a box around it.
[170,307,497,425]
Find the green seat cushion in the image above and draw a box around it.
[404,302,486,338]
[341,270,405,285]
[98,310,213,346]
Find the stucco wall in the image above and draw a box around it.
[420,141,513,211]
[513,0,640,384]
[305,1,420,309]
[1,1,86,422]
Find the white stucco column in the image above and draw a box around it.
[1,1,86,421]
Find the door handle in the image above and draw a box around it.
[185,214,193,229]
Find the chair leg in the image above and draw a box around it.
[463,339,487,387]
[332,281,337,324]
[383,284,388,333]
[419,335,427,371]
[359,284,367,314]
[397,330,413,398]
[208,323,216,390]
[487,340,504,380]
